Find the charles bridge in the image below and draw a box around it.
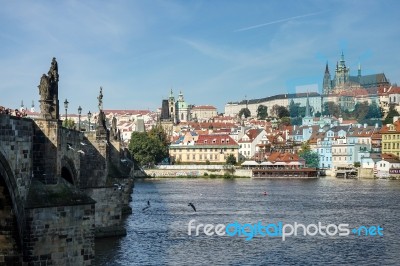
[0,59,134,265]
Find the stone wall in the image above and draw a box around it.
[0,115,33,251]
[33,119,61,185]
[23,202,95,265]
[85,187,126,238]
[79,132,108,188]
[144,168,252,177]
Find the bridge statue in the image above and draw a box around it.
[38,57,59,119]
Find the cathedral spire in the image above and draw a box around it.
[325,62,329,73]
[339,51,346,68]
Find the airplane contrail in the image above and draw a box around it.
[234,11,324,32]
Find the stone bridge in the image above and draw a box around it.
[0,59,133,265]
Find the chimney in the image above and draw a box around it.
[394,116,399,123]
[375,123,379,128]
[364,123,367,128]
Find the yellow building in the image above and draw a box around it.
[190,105,218,122]
[380,120,400,157]
[169,134,239,163]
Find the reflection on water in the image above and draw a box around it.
[96,178,400,265]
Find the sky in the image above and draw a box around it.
[1,0,400,114]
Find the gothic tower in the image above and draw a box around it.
[323,62,332,94]
[334,51,350,88]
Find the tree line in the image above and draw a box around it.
[237,100,384,126]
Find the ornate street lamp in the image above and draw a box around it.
[64,99,69,123]
[78,106,82,131]
[87,111,92,131]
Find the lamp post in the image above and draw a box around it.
[78,106,82,131]
[64,99,69,125]
[87,111,92,131]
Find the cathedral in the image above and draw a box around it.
[323,52,390,95]
[160,89,191,124]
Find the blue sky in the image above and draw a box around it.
[1,0,399,114]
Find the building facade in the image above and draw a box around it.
[169,134,239,163]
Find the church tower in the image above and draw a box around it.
[334,51,350,88]
[323,62,332,95]
[302,92,314,126]
[168,89,176,124]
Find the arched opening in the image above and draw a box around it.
[61,167,74,185]
[0,173,21,262]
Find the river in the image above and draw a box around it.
[95,178,400,265]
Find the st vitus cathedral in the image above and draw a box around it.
[323,52,390,95]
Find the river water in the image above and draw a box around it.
[95,178,400,265]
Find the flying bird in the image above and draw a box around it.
[67,144,75,151]
[142,200,151,212]
[80,142,87,146]
[77,150,85,155]
[188,202,196,212]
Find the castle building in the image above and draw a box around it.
[323,52,390,95]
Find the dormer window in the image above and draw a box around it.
[204,140,207,144]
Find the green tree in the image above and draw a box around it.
[366,101,381,119]
[384,104,400,125]
[322,102,340,117]
[298,141,319,167]
[289,100,308,118]
[238,108,251,118]
[298,150,319,168]
[300,141,311,152]
[128,126,170,167]
[256,105,268,120]
[289,100,299,117]
[226,154,237,165]
[315,111,322,117]
[276,106,290,119]
[353,101,369,121]
[62,119,75,129]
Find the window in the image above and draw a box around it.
[193,154,196,160]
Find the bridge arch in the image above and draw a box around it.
[61,156,78,186]
[0,151,23,258]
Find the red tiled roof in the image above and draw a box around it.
[378,86,400,96]
[380,120,400,133]
[267,152,303,163]
[196,135,238,146]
